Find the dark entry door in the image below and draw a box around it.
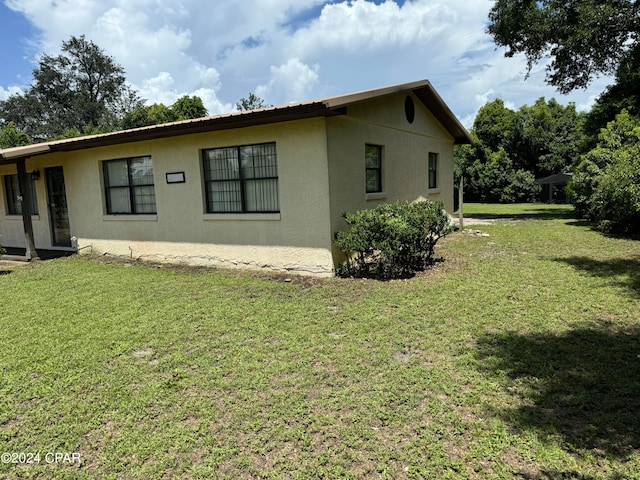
[45,166,71,247]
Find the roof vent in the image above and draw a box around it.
[404,95,415,124]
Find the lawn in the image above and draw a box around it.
[1,203,639,479]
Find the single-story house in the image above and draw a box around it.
[0,80,472,275]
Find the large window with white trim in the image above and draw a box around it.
[103,156,156,214]
[203,142,279,213]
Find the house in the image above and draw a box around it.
[0,80,472,276]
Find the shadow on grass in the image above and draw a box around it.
[553,256,640,297]
[460,206,576,221]
[476,324,640,462]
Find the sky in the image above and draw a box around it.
[0,0,615,128]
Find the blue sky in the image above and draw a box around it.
[0,0,613,127]
[0,3,36,86]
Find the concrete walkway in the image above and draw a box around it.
[450,216,497,226]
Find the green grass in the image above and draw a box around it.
[1,203,639,479]
[458,202,577,220]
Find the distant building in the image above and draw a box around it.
[536,172,573,204]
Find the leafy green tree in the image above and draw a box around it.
[0,35,143,141]
[172,95,208,120]
[0,121,31,148]
[236,93,270,112]
[472,99,521,155]
[488,0,640,93]
[460,97,584,202]
[569,110,640,233]
[120,96,208,130]
[465,147,540,203]
[519,98,585,176]
[120,103,177,130]
[584,45,640,144]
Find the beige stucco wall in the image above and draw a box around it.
[1,93,458,275]
[0,118,336,275]
[326,92,455,265]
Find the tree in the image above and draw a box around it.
[464,147,540,203]
[119,95,208,130]
[0,35,143,141]
[569,110,640,233]
[472,99,521,155]
[466,97,584,181]
[172,95,208,120]
[120,103,177,130]
[584,45,640,144]
[236,93,270,112]
[0,121,31,148]
[518,98,585,176]
[488,0,640,93]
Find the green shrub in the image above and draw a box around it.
[335,200,451,279]
[567,157,603,218]
[590,152,640,234]
[570,110,640,234]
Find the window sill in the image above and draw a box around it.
[366,192,387,201]
[4,214,40,220]
[427,188,441,195]
[203,213,281,221]
[103,215,158,221]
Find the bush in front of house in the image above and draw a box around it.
[335,200,451,279]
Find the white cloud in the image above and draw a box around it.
[0,86,24,101]
[1,0,615,126]
[289,0,459,54]
[255,58,319,105]
[138,71,232,115]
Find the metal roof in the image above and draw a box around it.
[0,80,472,164]
[535,173,573,185]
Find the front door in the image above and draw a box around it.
[45,166,71,247]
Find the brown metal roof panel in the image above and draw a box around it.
[48,101,336,152]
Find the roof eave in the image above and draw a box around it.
[0,102,341,163]
[0,144,51,164]
[411,82,474,145]
[322,79,473,144]
[50,102,339,153]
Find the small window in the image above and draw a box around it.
[428,152,438,189]
[365,144,383,193]
[103,156,156,214]
[203,143,279,213]
[4,174,38,215]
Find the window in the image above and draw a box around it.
[4,174,38,215]
[203,143,279,213]
[365,144,383,193]
[103,156,156,214]
[428,152,438,189]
